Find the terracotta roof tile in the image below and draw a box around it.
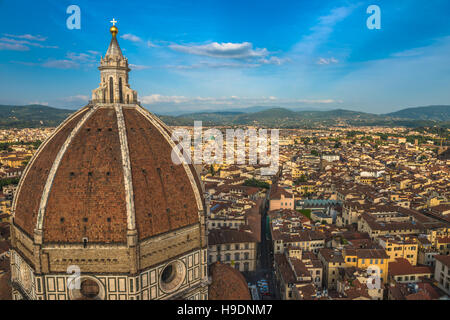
[208,262,251,300]
[13,105,204,243]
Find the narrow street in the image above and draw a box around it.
[244,200,279,300]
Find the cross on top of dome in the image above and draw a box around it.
[109,18,119,37]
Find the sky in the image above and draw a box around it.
[0,0,449,115]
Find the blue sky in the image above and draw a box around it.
[0,0,449,114]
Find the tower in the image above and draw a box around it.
[91,20,138,104]
[9,21,209,300]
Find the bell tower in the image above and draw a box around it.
[92,19,138,104]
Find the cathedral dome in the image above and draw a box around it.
[12,22,205,245]
[208,262,251,300]
[10,23,209,301]
[12,104,204,244]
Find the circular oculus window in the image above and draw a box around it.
[68,276,105,300]
[159,260,186,294]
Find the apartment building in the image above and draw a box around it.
[434,255,450,295]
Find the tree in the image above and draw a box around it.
[294,174,307,184]
[243,178,270,189]
[297,209,311,219]
[0,177,20,189]
[209,165,215,176]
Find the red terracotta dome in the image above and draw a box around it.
[12,104,204,244]
[208,262,251,300]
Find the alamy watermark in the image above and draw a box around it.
[67,265,81,289]
[66,5,81,30]
[367,5,381,30]
[170,121,279,176]
[366,265,382,290]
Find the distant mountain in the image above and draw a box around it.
[160,105,450,128]
[1,104,449,129]
[0,104,74,128]
[386,105,450,121]
[155,105,331,116]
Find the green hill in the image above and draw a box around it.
[386,105,450,121]
[160,106,449,128]
[0,104,448,129]
[0,104,74,128]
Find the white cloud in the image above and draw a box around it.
[141,94,190,104]
[258,56,290,65]
[42,59,79,69]
[0,42,29,51]
[28,101,49,106]
[15,51,99,69]
[292,4,359,57]
[169,42,269,59]
[147,40,158,48]
[0,36,57,50]
[164,61,261,70]
[318,6,356,26]
[66,52,96,62]
[317,57,339,65]
[141,94,339,110]
[87,50,100,56]
[130,64,151,70]
[4,34,47,41]
[60,95,89,103]
[120,33,142,43]
[327,36,450,112]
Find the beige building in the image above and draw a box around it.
[434,255,450,295]
[318,249,345,290]
[272,229,325,255]
[378,236,418,265]
[208,229,258,272]
[388,258,433,284]
[274,252,322,300]
[269,184,294,211]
